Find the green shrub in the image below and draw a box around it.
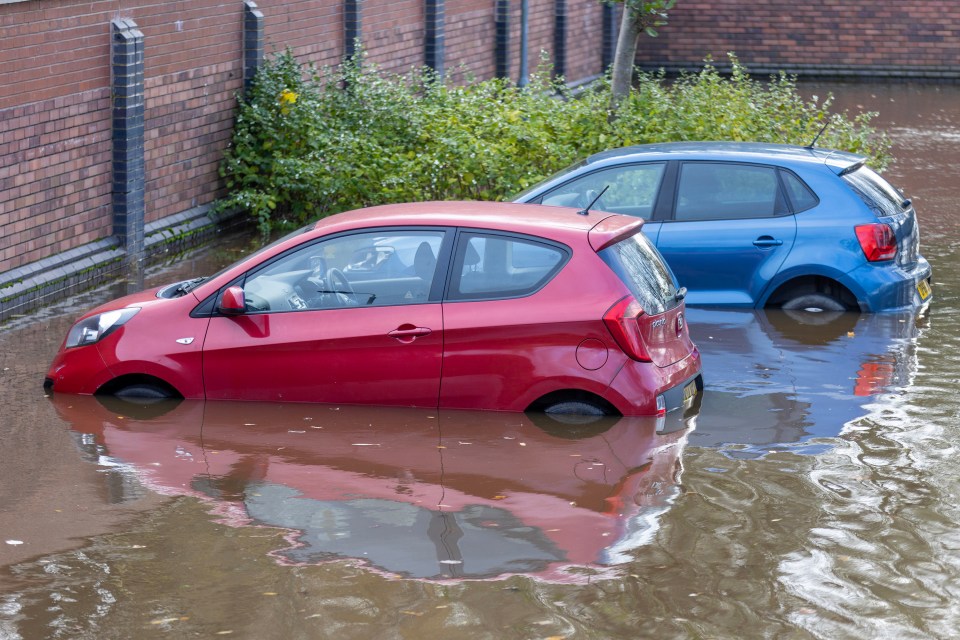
[218,50,890,233]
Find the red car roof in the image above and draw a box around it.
[311,201,645,245]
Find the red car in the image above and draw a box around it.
[45,202,702,417]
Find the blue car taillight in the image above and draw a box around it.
[855,223,897,262]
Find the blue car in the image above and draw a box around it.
[514,142,932,312]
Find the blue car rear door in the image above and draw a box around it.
[654,162,798,307]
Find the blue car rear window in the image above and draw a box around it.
[599,233,678,315]
[842,166,908,217]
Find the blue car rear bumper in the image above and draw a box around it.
[843,255,933,312]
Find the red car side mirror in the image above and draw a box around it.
[218,286,246,316]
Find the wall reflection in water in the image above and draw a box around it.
[688,306,925,458]
[51,396,698,581]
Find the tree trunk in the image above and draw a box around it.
[610,5,641,115]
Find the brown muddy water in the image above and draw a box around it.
[2,83,959,639]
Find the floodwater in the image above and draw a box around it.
[1,83,959,638]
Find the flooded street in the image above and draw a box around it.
[2,83,960,638]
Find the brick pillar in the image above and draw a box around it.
[495,0,510,79]
[345,0,362,58]
[553,0,567,79]
[111,18,145,277]
[601,3,617,72]
[425,0,445,77]
[244,0,264,90]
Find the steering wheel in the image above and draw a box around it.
[326,268,355,306]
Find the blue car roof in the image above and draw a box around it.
[584,141,865,173]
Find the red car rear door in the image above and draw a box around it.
[201,304,443,405]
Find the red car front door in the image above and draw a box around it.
[200,227,448,406]
[201,304,443,406]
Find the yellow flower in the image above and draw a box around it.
[279,89,298,105]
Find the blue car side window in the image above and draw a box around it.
[676,163,780,221]
[780,170,819,213]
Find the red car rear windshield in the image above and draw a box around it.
[599,233,679,315]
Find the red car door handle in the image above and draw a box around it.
[388,325,432,341]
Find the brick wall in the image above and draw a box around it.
[365,0,425,73]
[258,0,343,66]
[565,0,605,84]
[501,0,561,83]
[1,91,113,269]
[135,0,246,226]
[1,1,115,271]
[446,0,497,81]
[636,0,960,79]
[0,0,245,274]
[1,0,610,281]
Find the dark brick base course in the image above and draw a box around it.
[0,207,248,324]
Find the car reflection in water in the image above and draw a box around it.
[688,307,924,458]
[51,396,700,582]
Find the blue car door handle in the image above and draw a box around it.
[753,235,783,248]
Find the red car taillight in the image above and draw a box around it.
[603,296,652,362]
[855,223,897,262]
